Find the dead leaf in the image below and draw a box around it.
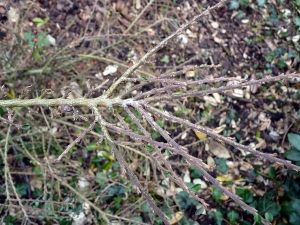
[186,70,195,77]
[207,156,215,167]
[203,95,218,106]
[8,7,19,23]
[168,211,184,225]
[212,124,226,134]
[212,93,221,103]
[194,130,207,140]
[208,140,231,158]
[217,175,233,182]
[265,38,276,51]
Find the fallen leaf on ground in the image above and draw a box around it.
[208,140,231,158]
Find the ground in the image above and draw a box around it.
[0,0,300,225]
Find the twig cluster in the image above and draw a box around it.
[1,0,300,224]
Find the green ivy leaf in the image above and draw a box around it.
[256,0,266,7]
[285,149,300,162]
[295,17,300,27]
[210,210,223,225]
[240,221,251,225]
[229,0,239,10]
[227,210,239,224]
[236,187,254,203]
[95,172,107,184]
[288,133,300,151]
[21,124,31,130]
[265,212,274,222]
[160,55,170,63]
[24,31,35,42]
[176,191,198,210]
[190,166,202,178]
[240,0,249,8]
[212,187,223,204]
[101,161,112,170]
[87,142,98,151]
[145,144,154,151]
[195,206,205,215]
[256,191,281,216]
[15,182,29,197]
[268,166,276,179]
[216,158,229,173]
[37,33,51,48]
[254,214,261,223]
[106,184,126,195]
[32,17,45,23]
[191,184,201,192]
[290,212,300,225]
[282,179,300,199]
[277,59,287,69]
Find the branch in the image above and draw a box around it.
[104,0,229,97]
[143,104,300,171]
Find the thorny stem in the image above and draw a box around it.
[92,105,170,225]
[54,119,97,162]
[125,106,207,207]
[1,0,299,224]
[143,104,300,172]
[144,73,300,102]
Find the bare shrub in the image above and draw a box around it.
[1,0,300,224]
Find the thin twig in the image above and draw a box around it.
[104,0,229,97]
[54,119,97,162]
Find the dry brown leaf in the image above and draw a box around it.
[194,130,207,140]
[207,156,215,167]
[217,175,233,182]
[212,124,226,134]
[208,140,231,158]
[265,38,276,51]
[239,161,253,171]
[168,212,184,225]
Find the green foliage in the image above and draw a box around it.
[294,17,300,26]
[285,149,300,162]
[236,187,254,203]
[190,166,202,178]
[24,31,50,49]
[33,16,49,27]
[256,0,266,7]
[15,182,29,197]
[4,215,19,225]
[86,142,99,151]
[24,31,35,47]
[215,158,229,173]
[282,179,300,200]
[195,206,205,215]
[281,199,300,225]
[212,186,223,204]
[254,214,262,223]
[258,192,281,215]
[280,179,300,225]
[229,0,240,10]
[288,133,300,151]
[227,210,239,224]
[268,166,276,179]
[176,191,198,210]
[190,184,201,192]
[285,133,300,164]
[265,212,274,222]
[160,55,170,63]
[210,210,223,225]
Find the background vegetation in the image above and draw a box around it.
[0,0,300,225]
